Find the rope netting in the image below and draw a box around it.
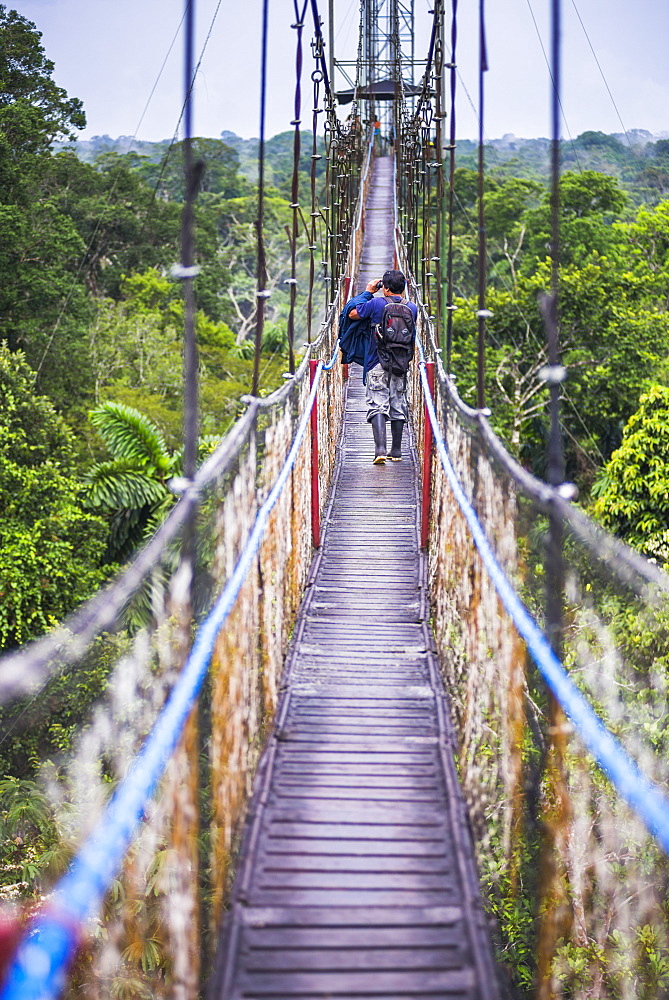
[410,323,669,996]
[396,7,669,989]
[0,3,371,992]
[0,315,347,999]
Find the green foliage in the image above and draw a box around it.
[88,268,283,446]
[0,345,108,649]
[123,137,247,201]
[85,401,181,562]
[0,5,85,178]
[91,402,172,474]
[0,776,62,893]
[591,385,669,562]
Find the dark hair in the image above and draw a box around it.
[382,270,406,294]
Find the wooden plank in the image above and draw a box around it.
[242,948,466,972]
[274,774,442,789]
[239,905,463,927]
[235,967,476,995]
[270,788,444,804]
[264,839,450,857]
[247,887,462,907]
[244,927,461,949]
[258,854,451,875]
[264,822,447,842]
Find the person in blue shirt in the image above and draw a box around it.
[347,270,418,464]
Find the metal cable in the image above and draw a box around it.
[251,0,270,396]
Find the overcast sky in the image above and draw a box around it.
[14,0,669,146]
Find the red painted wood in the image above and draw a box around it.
[309,359,320,548]
[421,361,436,549]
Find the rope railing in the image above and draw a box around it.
[413,330,669,854]
[0,318,348,1000]
[398,156,669,998]
[0,337,342,1000]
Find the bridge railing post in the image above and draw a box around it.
[309,358,321,548]
[342,277,350,383]
[421,361,436,549]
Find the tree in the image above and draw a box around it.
[86,269,286,445]
[85,402,181,562]
[126,138,246,201]
[591,385,669,563]
[522,171,628,270]
[0,5,84,201]
[0,344,108,649]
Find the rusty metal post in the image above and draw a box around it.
[421,361,435,548]
[309,359,321,548]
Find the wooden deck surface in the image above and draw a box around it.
[213,156,500,1000]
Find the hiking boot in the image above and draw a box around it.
[371,414,387,464]
[389,419,404,461]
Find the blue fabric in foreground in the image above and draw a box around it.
[0,341,339,1000]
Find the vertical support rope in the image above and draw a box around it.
[287,1,309,374]
[446,0,457,370]
[543,0,565,660]
[252,0,270,396]
[433,1,444,352]
[173,9,202,994]
[421,361,436,548]
[306,63,322,343]
[476,0,488,410]
[537,3,570,992]
[309,359,321,547]
[182,0,199,486]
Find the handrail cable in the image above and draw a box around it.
[0,321,334,709]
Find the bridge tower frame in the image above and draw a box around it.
[329,0,422,129]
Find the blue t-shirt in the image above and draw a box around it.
[355,292,418,375]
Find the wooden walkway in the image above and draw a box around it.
[213,157,500,1000]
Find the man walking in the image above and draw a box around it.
[346,270,418,464]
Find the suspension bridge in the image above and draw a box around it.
[2,2,669,999]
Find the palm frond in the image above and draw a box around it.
[85,461,167,511]
[90,402,170,472]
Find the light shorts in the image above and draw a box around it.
[365,363,409,422]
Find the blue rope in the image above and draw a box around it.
[0,343,339,1000]
[417,356,669,856]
